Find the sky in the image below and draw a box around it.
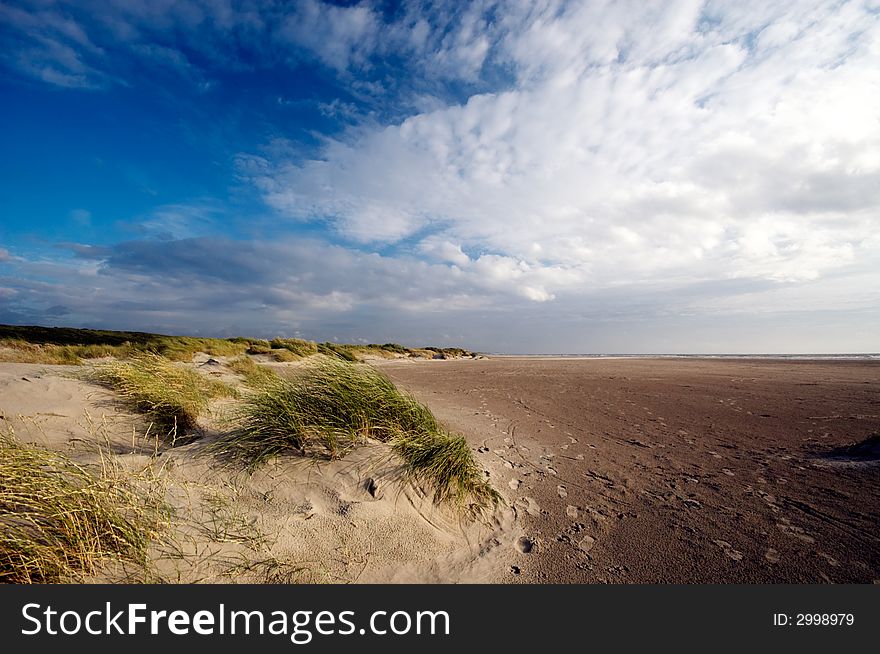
[1,0,879,353]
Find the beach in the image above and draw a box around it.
[377,357,880,583]
[1,353,878,583]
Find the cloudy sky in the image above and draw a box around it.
[1,0,878,353]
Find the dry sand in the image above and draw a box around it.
[0,358,516,584]
[377,357,880,583]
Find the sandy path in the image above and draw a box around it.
[378,358,880,583]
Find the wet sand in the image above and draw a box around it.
[378,357,880,583]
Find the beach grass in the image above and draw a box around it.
[88,353,235,440]
[227,355,279,388]
[0,324,479,365]
[0,325,251,364]
[211,358,497,507]
[392,430,500,506]
[0,428,166,583]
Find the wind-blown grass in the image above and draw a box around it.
[392,431,500,506]
[0,428,166,583]
[88,354,234,440]
[211,358,497,507]
[0,324,480,365]
[227,356,279,388]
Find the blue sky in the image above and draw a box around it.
[1,1,879,353]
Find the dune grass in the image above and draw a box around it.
[227,356,279,388]
[211,358,497,508]
[0,324,480,365]
[88,353,234,440]
[0,325,252,364]
[0,428,166,583]
[392,431,500,506]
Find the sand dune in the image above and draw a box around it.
[0,360,516,583]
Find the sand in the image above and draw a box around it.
[377,357,880,583]
[0,359,515,584]
[2,355,877,583]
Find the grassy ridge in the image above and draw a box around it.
[0,325,478,365]
[211,358,498,508]
[0,429,166,583]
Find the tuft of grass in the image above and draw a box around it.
[0,428,166,583]
[392,431,501,507]
[227,356,279,388]
[317,342,359,362]
[88,354,234,440]
[270,338,318,358]
[211,359,497,508]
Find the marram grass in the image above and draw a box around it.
[211,358,498,508]
[227,356,280,388]
[88,353,234,440]
[392,431,500,507]
[0,429,166,583]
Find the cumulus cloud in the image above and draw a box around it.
[246,0,880,307]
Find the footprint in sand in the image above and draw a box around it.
[777,518,816,543]
[516,537,535,554]
[819,552,840,567]
[566,505,579,519]
[508,479,521,491]
[514,496,541,518]
[577,535,596,553]
[557,485,568,498]
[765,548,780,563]
[713,540,744,561]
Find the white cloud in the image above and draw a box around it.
[245,0,880,317]
[278,0,380,71]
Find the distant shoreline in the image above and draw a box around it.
[485,353,880,361]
